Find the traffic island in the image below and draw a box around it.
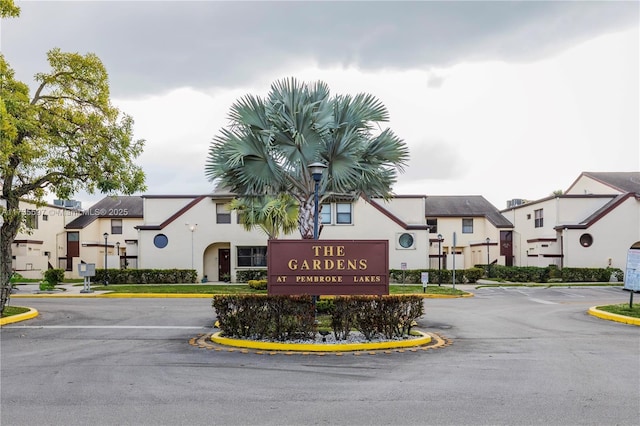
[189,331,452,355]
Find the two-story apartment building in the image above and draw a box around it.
[61,196,143,277]
[501,172,640,270]
[135,190,513,282]
[10,201,78,279]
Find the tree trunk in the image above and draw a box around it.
[1,195,21,314]
[297,196,315,239]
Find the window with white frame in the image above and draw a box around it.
[216,203,231,224]
[111,219,123,234]
[237,246,267,267]
[336,203,352,224]
[462,218,473,234]
[534,209,543,228]
[320,203,331,224]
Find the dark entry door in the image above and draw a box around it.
[500,231,514,267]
[218,248,230,280]
[66,232,80,271]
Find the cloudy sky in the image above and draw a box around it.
[2,1,638,209]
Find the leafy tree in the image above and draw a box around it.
[229,194,299,240]
[205,77,409,239]
[0,6,146,312]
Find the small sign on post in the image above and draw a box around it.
[78,263,96,293]
[624,249,640,308]
[421,272,429,293]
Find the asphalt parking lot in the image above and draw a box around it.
[1,287,638,426]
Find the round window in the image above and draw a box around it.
[153,234,168,249]
[579,233,593,247]
[399,233,414,248]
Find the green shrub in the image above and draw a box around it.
[43,268,65,285]
[248,279,268,290]
[236,269,267,282]
[39,281,55,291]
[94,269,197,284]
[212,294,424,342]
[464,267,485,283]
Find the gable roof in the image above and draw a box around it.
[65,196,143,229]
[569,172,640,195]
[425,195,513,228]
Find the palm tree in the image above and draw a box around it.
[205,77,409,239]
[228,194,299,240]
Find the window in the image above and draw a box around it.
[153,234,168,249]
[426,218,438,234]
[336,203,352,224]
[398,233,415,249]
[534,209,543,228]
[111,219,123,234]
[462,218,473,234]
[216,203,231,224]
[320,204,331,224]
[25,209,38,229]
[237,246,267,267]
[579,234,593,247]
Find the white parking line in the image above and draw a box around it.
[4,325,210,329]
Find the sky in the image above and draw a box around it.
[1,0,638,210]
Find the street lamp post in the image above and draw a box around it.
[103,232,109,286]
[116,242,120,269]
[486,237,491,278]
[437,234,443,286]
[186,223,197,271]
[309,162,328,240]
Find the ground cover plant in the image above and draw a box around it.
[1,306,29,318]
[596,303,640,319]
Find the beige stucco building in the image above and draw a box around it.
[10,201,79,279]
[501,172,640,270]
[136,191,512,282]
[7,171,638,281]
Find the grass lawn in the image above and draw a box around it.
[596,303,640,319]
[89,283,466,296]
[1,306,30,318]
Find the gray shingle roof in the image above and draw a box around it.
[581,172,640,195]
[425,195,513,228]
[65,196,143,229]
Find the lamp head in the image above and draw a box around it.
[308,162,327,182]
[103,232,108,240]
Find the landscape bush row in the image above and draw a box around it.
[211,295,424,341]
[94,269,197,284]
[390,266,624,284]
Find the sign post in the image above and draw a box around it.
[623,249,640,308]
[421,272,429,293]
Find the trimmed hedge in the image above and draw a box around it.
[95,269,197,284]
[392,266,624,284]
[212,294,424,342]
[236,269,267,282]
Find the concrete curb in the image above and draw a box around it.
[11,292,472,299]
[0,307,39,326]
[210,330,432,352]
[588,306,640,326]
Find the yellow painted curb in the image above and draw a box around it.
[0,307,39,326]
[98,293,213,298]
[12,292,471,299]
[588,306,640,326]
[211,330,431,352]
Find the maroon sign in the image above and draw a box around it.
[267,239,389,295]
